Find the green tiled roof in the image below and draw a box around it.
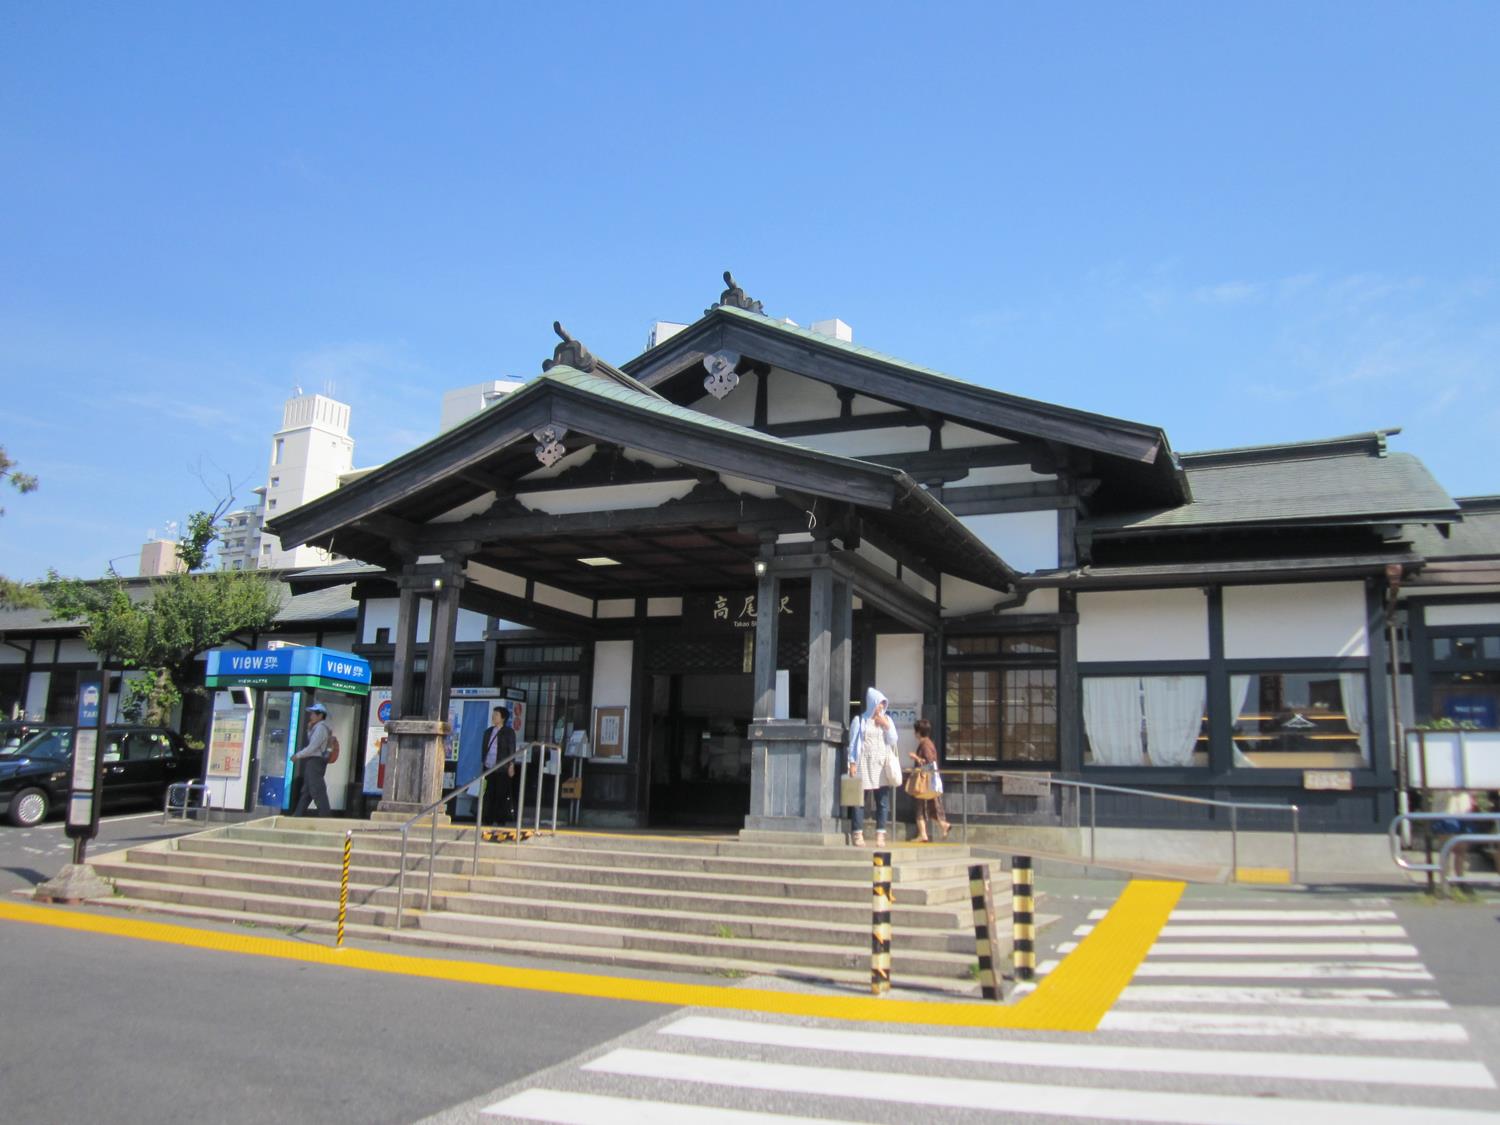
[1089,448,1458,533]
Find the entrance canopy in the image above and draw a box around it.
[266,330,1019,631]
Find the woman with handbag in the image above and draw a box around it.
[846,686,902,846]
[906,717,951,842]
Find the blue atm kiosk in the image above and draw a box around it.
[204,647,371,813]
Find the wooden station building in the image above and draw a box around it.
[264,275,1500,839]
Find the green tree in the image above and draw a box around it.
[0,445,41,608]
[42,509,282,727]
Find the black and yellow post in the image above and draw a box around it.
[967,863,1004,1001]
[1011,854,1035,981]
[871,851,892,995]
[336,830,352,948]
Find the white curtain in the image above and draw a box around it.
[1083,678,1144,766]
[1230,673,1258,768]
[1143,676,1206,767]
[1338,672,1369,762]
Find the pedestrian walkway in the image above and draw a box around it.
[461,895,1500,1124]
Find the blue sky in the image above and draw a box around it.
[3,2,1497,582]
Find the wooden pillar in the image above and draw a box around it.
[807,565,833,727]
[390,582,421,718]
[422,577,462,720]
[831,577,853,732]
[753,566,780,720]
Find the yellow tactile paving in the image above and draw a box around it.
[1235,867,1293,884]
[0,878,1182,1031]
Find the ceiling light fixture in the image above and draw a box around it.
[577,556,621,567]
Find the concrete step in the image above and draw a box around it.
[91,894,985,997]
[100,874,977,977]
[170,836,981,906]
[142,844,979,931]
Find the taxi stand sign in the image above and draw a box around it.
[66,670,107,846]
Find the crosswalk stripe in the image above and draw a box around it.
[480,1088,863,1124]
[661,1015,1494,1088]
[1056,941,1420,957]
[1088,908,1397,921]
[1098,1009,1468,1042]
[1116,984,1450,1009]
[1074,923,1408,938]
[1122,960,1434,979]
[584,1048,1500,1124]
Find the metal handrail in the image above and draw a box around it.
[395,745,532,931]
[944,769,1301,883]
[1388,811,1500,893]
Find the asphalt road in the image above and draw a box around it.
[0,809,212,896]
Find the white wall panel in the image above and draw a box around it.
[941,575,1011,616]
[596,599,634,619]
[362,598,397,643]
[1424,602,1500,627]
[521,479,696,515]
[592,640,633,707]
[455,609,487,642]
[1079,589,1209,662]
[875,633,924,759]
[533,583,592,618]
[57,639,94,662]
[1223,582,1368,658]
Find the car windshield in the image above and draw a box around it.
[2,729,73,761]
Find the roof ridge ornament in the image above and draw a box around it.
[707,270,763,315]
[542,321,597,374]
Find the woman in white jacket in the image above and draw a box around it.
[846,686,902,846]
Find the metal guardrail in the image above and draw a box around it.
[162,781,213,825]
[942,769,1301,884]
[1388,811,1500,894]
[395,744,535,931]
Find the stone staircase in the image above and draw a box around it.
[87,817,1042,995]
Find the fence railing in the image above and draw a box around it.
[939,769,1301,883]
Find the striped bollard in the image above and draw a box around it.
[336,830,352,948]
[967,863,1004,1001]
[871,851,893,995]
[1011,855,1035,981]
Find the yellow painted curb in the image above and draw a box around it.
[1235,867,1292,885]
[0,879,1182,1031]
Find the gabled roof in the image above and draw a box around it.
[265,361,1019,594]
[1086,431,1460,537]
[622,304,1187,508]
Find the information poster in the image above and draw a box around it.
[208,713,248,776]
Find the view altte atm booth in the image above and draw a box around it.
[203,647,371,814]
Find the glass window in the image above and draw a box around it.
[944,668,1058,764]
[1083,676,1208,768]
[1231,671,1368,768]
[946,636,999,657]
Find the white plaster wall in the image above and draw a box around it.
[647,597,682,617]
[1007,588,1059,615]
[1078,589,1210,662]
[533,583,592,618]
[719,473,778,499]
[0,645,23,665]
[1223,582,1368,659]
[362,598,397,643]
[940,424,1012,449]
[592,640,633,708]
[806,426,931,458]
[961,511,1058,574]
[467,561,527,598]
[430,492,497,523]
[359,597,486,642]
[57,639,93,662]
[941,575,1011,616]
[597,599,634,619]
[901,570,937,601]
[24,672,49,720]
[875,633,924,759]
[764,369,838,424]
[521,479,697,515]
[960,465,1056,487]
[856,541,899,578]
[1424,603,1500,627]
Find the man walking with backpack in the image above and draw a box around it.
[292,701,335,816]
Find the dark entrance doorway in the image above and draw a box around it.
[648,672,752,827]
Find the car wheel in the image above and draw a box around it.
[8,787,50,827]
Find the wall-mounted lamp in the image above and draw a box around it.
[753,559,768,578]
[432,577,444,590]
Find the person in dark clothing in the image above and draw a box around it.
[480,705,517,827]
